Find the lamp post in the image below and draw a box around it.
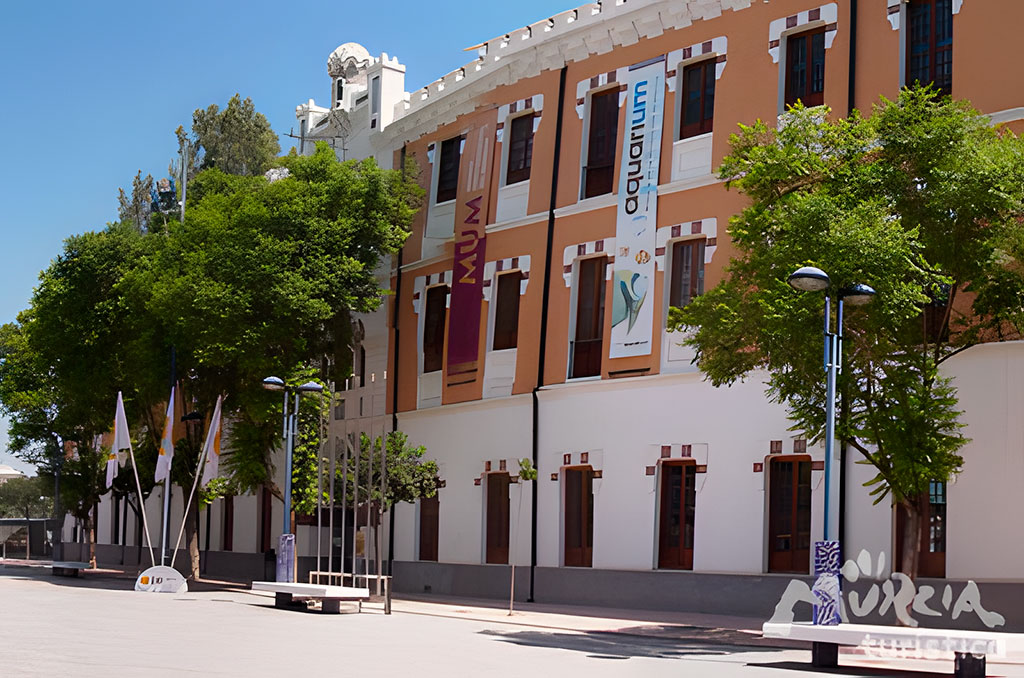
[788,266,874,626]
[262,376,324,582]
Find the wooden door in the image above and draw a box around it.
[658,461,696,570]
[485,473,511,564]
[564,467,594,567]
[419,495,439,561]
[768,457,812,573]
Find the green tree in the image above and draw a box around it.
[0,226,167,566]
[0,476,53,519]
[188,93,281,176]
[670,87,1024,578]
[117,170,154,232]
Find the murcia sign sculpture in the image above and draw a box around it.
[771,549,1005,629]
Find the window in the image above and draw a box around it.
[785,27,826,108]
[485,473,511,564]
[768,457,811,573]
[680,60,716,139]
[582,88,619,198]
[358,345,366,388]
[564,467,594,567]
[492,272,522,351]
[506,113,535,185]
[907,0,953,96]
[370,75,381,128]
[669,239,706,308]
[570,257,607,379]
[658,461,696,570]
[419,495,439,561]
[423,286,448,373]
[436,136,462,203]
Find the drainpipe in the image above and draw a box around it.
[387,143,408,577]
[530,65,568,603]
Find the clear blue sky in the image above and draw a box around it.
[0,0,572,474]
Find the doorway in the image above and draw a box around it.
[564,466,594,567]
[768,456,811,573]
[658,460,696,570]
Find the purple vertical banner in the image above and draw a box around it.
[447,110,497,385]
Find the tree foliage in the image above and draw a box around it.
[669,87,1024,576]
[189,93,281,176]
[0,124,425,575]
[0,476,53,519]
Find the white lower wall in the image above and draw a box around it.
[397,394,533,566]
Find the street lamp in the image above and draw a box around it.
[788,267,874,625]
[787,267,875,542]
[262,376,324,582]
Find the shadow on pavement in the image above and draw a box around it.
[480,627,777,660]
[747,660,963,677]
[0,564,250,594]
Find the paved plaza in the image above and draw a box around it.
[2,565,1023,677]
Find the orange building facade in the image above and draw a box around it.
[294,0,1024,622]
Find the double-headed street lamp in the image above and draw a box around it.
[262,376,323,582]
[788,267,874,628]
[788,267,875,546]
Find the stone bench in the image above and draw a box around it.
[50,561,91,577]
[763,621,1024,677]
[251,581,371,614]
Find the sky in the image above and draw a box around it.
[0,0,574,475]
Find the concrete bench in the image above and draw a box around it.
[50,561,91,577]
[763,621,1024,677]
[251,581,370,614]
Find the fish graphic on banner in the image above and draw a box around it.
[447,108,498,385]
[611,57,665,358]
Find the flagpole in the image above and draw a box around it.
[126,440,156,567]
[169,445,208,571]
[159,385,175,566]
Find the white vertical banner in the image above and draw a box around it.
[610,57,665,358]
[153,386,175,483]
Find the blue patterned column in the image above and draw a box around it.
[812,540,841,625]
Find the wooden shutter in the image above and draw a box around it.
[583,89,619,198]
[423,286,448,373]
[492,272,522,351]
[436,136,461,203]
[571,257,606,379]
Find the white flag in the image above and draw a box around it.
[106,392,132,488]
[154,386,176,483]
[201,395,224,484]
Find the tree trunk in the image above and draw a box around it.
[899,498,922,581]
[86,513,97,569]
[184,492,201,580]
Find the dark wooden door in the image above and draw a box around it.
[768,457,812,573]
[564,467,594,567]
[419,495,439,561]
[658,461,696,570]
[895,482,946,578]
[486,473,511,564]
